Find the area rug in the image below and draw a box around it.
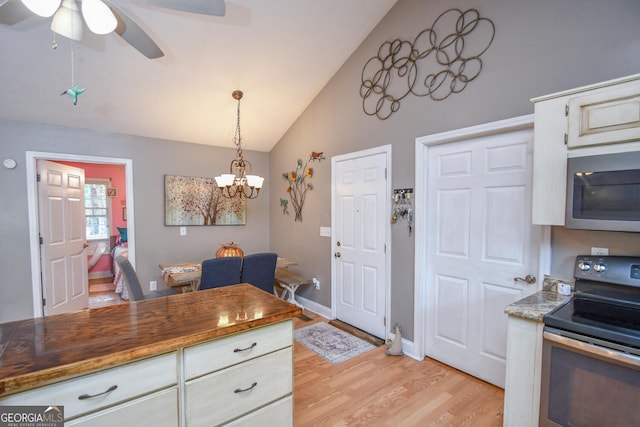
[294,322,376,364]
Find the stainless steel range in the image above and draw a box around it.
[539,255,640,427]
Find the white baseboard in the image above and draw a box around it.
[88,271,114,280]
[295,295,331,319]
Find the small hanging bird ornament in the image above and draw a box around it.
[61,84,86,105]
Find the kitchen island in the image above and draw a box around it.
[0,283,302,426]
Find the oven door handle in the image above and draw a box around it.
[544,331,640,368]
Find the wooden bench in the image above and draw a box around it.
[275,268,313,308]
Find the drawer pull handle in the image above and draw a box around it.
[78,385,118,400]
[234,382,258,394]
[234,342,257,353]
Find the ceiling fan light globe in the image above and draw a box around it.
[21,0,62,17]
[82,0,117,35]
[51,1,83,41]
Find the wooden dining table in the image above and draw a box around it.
[159,257,297,292]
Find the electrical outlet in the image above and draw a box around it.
[591,247,609,256]
[150,280,157,291]
[312,278,320,290]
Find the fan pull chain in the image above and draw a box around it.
[71,41,75,87]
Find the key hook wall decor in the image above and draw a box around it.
[360,8,495,120]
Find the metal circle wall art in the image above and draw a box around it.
[360,8,495,120]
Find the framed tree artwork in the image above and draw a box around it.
[164,175,246,226]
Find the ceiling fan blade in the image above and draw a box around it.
[0,0,33,25]
[104,0,164,59]
[21,0,61,17]
[82,0,117,35]
[136,0,225,17]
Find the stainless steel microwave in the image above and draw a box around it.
[566,151,640,232]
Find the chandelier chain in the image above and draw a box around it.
[234,97,243,159]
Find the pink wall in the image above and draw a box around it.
[56,161,126,275]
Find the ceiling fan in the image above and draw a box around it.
[0,0,226,59]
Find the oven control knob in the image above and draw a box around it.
[577,261,591,271]
[593,263,607,273]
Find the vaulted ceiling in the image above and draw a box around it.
[0,0,397,151]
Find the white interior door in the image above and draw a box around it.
[424,127,540,388]
[332,148,389,339]
[38,160,89,315]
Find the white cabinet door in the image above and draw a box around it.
[503,316,544,427]
[568,79,640,148]
[531,96,568,225]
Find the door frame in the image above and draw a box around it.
[26,151,135,318]
[413,115,551,358]
[330,145,392,335]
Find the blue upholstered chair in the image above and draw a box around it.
[199,256,243,290]
[240,252,278,294]
[115,255,180,301]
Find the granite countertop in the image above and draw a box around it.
[504,278,573,322]
[504,290,571,322]
[0,283,302,398]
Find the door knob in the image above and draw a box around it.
[514,275,536,285]
[334,252,341,258]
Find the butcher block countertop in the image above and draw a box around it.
[0,283,302,398]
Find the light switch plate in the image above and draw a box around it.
[180,226,187,236]
[319,226,331,237]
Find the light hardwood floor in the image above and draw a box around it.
[293,312,504,426]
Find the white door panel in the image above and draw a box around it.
[333,150,389,339]
[39,160,88,316]
[425,128,539,388]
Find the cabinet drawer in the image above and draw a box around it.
[66,386,178,427]
[186,347,293,426]
[184,320,292,379]
[224,395,293,427]
[0,352,177,420]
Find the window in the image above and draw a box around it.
[85,179,110,240]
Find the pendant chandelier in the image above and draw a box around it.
[215,90,264,199]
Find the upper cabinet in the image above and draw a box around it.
[530,74,640,226]
[568,80,640,148]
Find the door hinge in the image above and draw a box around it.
[36,173,41,182]
[564,133,568,145]
[384,243,387,254]
[565,104,569,116]
[384,316,386,327]
[39,234,43,245]
[384,168,387,179]
[42,298,46,306]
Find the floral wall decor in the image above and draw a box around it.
[165,175,246,226]
[281,151,325,222]
[360,8,495,120]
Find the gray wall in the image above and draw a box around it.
[0,118,270,322]
[269,0,640,341]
